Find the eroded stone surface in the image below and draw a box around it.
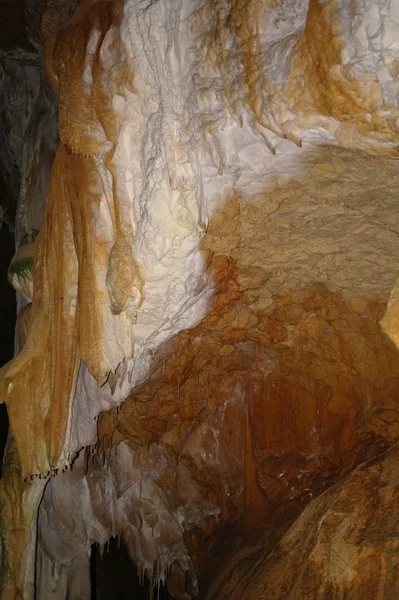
[1,1,399,599]
[205,446,399,599]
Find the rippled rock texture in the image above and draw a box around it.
[1,1,399,598]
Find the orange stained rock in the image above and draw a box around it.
[68,152,142,384]
[0,440,47,600]
[206,445,399,599]
[45,0,127,158]
[0,141,143,477]
[227,0,399,153]
[0,147,80,476]
[287,0,399,152]
[381,277,399,351]
[98,270,399,547]
[0,0,144,478]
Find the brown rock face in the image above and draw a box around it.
[206,445,399,599]
[1,1,399,599]
[97,259,399,576]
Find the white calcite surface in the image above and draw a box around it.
[71,0,399,412]
[80,0,399,405]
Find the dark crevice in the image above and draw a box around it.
[0,223,15,478]
[90,539,174,600]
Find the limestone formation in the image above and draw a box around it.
[0,1,399,598]
[206,445,399,599]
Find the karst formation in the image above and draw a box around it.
[1,0,399,598]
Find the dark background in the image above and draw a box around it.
[0,225,14,477]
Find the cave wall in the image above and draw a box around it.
[1,1,399,598]
[206,443,399,599]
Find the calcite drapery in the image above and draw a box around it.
[1,0,399,598]
[0,0,145,477]
[0,146,80,476]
